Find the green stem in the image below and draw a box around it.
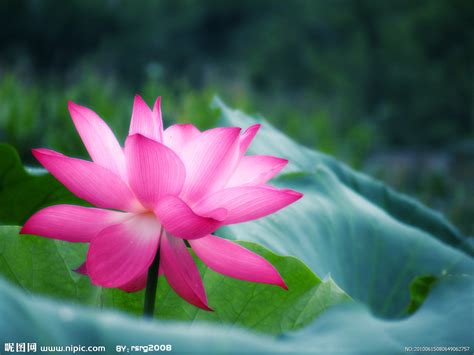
[143,230,162,317]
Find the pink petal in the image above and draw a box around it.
[68,101,126,179]
[163,124,200,154]
[179,127,241,203]
[33,149,141,211]
[190,235,287,289]
[161,233,211,311]
[239,124,260,156]
[226,155,288,187]
[152,96,164,142]
[195,186,303,224]
[125,134,186,209]
[20,205,129,242]
[154,195,225,239]
[129,95,162,142]
[87,213,161,288]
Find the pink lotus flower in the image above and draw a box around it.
[21,96,303,310]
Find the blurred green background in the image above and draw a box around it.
[0,0,472,234]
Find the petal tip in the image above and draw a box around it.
[245,124,261,137]
[279,280,289,291]
[273,158,289,172]
[153,96,161,108]
[200,303,214,312]
[295,191,304,198]
[31,148,61,160]
[67,100,78,110]
[73,263,88,275]
[133,94,152,110]
[67,101,85,115]
[286,190,303,200]
[31,148,46,161]
[19,225,30,235]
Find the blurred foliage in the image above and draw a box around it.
[0,0,472,233]
[1,0,472,146]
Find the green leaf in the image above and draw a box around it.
[214,99,474,318]
[0,226,99,303]
[1,275,472,353]
[0,143,86,226]
[158,242,349,334]
[0,226,349,335]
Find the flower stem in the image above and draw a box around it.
[143,237,162,317]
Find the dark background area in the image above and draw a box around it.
[0,0,472,233]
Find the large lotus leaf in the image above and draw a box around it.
[214,99,473,317]
[0,226,349,335]
[0,275,472,354]
[0,143,87,226]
